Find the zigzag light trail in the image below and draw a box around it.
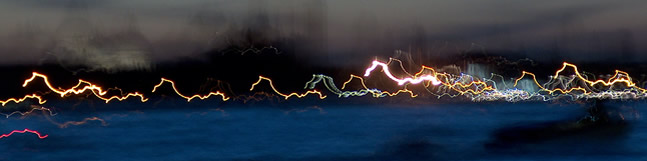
[359,59,647,101]
[2,58,647,142]
[513,62,647,95]
[3,60,646,105]
[22,72,148,103]
[57,117,108,128]
[364,60,443,86]
[305,74,417,98]
[361,59,496,97]
[1,94,46,106]
[0,62,644,114]
[250,76,327,100]
[0,129,48,139]
[152,78,230,102]
[1,105,57,118]
[23,72,110,97]
[342,74,418,98]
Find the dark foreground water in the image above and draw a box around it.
[1,102,645,160]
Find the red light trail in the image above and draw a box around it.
[0,129,48,139]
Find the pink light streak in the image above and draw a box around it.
[0,129,48,139]
[363,60,442,86]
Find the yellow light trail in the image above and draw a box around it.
[2,60,645,108]
[339,74,417,97]
[250,76,327,99]
[23,72,108,97]
[513,62,646,94]
[1,94,46,106]
[152,78,230,102]
[22,72,148,103]
[341,74,370,90]
[100,92,148,103]
[58,117,108,128]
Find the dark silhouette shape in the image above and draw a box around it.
[485,99,630,150]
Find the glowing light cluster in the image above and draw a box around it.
[305,74,417,98]
[4,57,647,141]
[3,59,645,105]
[513,62,647,94]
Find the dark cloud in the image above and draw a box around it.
[0,0,645,69]
[0,0,109,8]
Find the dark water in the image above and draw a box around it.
[1,103,645,160]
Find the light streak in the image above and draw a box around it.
[513,71,545,89]
[512,62,646,94]
[3,57,647,141]
[434,75,497,96]
[41,112,108,128]
[1,59,645,107]
[364,60,442,86]
[186,108,228,117]
[152,78,230,102]
[100,92,148,103]
[0,129,48,139]
[284,106,326,115]
[233,92,283,103]
[362,59,496,97]
[250,76,327,99]
[0,94,46,106]
[58,117,108,128]
[1,105,56,118]
[306,74,417,98]
[23,72,109,97]
[22,72,148,103]
[341,74,370,90]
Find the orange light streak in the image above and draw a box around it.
[58,117,108,128]
[23,72,108,97]
[152,78,230,102]
[340,74,418,97]
[22,72,148,103]
[341,74,369,90]
[513,62,646,94]
[1,94,46,106]
[99,92,148,103]
[250,76,327,99]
